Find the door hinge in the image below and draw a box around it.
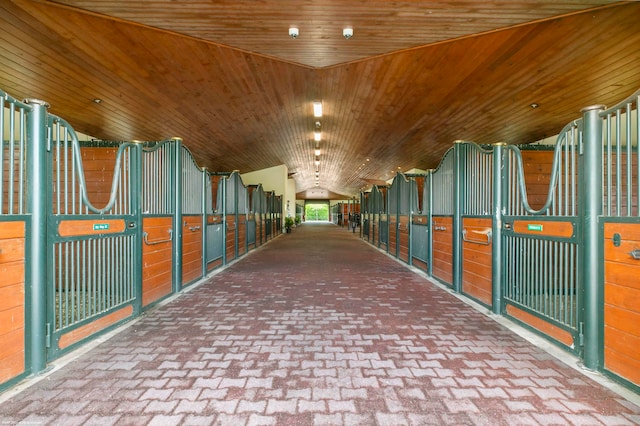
[45,322,51,348]
[578,321,585,347]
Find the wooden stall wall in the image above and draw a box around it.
[461,217,492,306]
[226,215,237,262]
[603,224,640,387]
[142,217,173,306]
[431,216,453,286]
[182,216,203,286]
[238,214,247,256]
[0,221,25,384]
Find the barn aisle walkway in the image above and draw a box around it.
[0,223,639,425]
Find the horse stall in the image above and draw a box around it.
[387,173,416,263]
[410,175,429,273]
[459,143,494,307]
[180,145,206,287]
[598,92,640,388]
[429,148,455,287]
[206,172,225,271]
[360,191,371,241]
[248,184,267,247]
[223,171,249,262]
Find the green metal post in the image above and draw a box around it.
[491,143,505,315]
[130,142,143,315]
[172,138,183,293]
[452,141,464,293]
[201,168,208,278]
[222,176,227,265]
[580,105,604,370]
[24,98,49,374]
[426,170,434,277]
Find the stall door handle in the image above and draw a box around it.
[630,249,640,260]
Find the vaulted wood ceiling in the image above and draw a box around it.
[1,0,640,199]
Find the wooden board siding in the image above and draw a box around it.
[398,216,409,263]
[58,305,133,349]
[0,221,25,384]
[506,304,574,348]
[432,216,453,286]
[603,222,640,386]
[226,215,237,262]
[182,215,202,286]
[462,217,492,306]
[142,216,173,307]
[388,216,398,258]
[237,217,247,257]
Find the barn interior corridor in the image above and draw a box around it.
[1,223,639,425]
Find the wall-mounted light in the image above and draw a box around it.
[314,131,321,142]
[289,27,299,39]
[313,101,323,117]
[343,27,353,39]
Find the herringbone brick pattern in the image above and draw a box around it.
[1,223,638,425]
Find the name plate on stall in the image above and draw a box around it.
[93,223,110,231]
[527,224,543,232]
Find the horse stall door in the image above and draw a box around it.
[411,216,429,273]
[48,140,138,360]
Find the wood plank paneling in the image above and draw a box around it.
[432,216,453,285]
[0,221,25,384]
[182,215,203,286]
[142,216,173,307]
[603,222,640,386]
[462,217,492,306]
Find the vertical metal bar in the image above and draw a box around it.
[625,102,632,217]
[130,142,143,314]
[452,141,463,293]
[201,168,208,278]
[492,143,505,315]
[0,95,5,215]
[427,170,433,277]
[172,138,183,291]
[615,110,621,216]
[8,103,15,214]
[25,98,49,373]
[580,104,605,370]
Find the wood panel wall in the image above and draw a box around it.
[603,222,640,387]
[142,216,173,307]
[182,215,203,286]
[461,217,492,307]
[432,216,453,286]
[388,216,398,258]
[237,216,247,257]
[0,221,25,384]
[226,215,237,262]
[398,216,409,263]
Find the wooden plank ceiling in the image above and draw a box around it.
[1,0,640,199]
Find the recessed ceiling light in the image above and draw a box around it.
[530,103,539,109]
[343,27,353,39]
[313,101,323,117]
[93,98,102,104]
[289,27,299,39]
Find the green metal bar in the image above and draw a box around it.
[172,138,183,292]
[491,143,505,315]
[426,171,433,277]
[25,98,49,373]
[130,143,143,315]
[452,141,464,293]
[201,168,208,278]
[580,104,604,370]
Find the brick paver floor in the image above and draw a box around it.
[1,223,639,425]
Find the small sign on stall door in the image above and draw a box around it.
[93,223,110,231]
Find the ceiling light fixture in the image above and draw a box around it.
[93,98,102,104]
[315,156,320,166]
[343,27,353,39]
[315,149,321,156]
[313,101,323,117]
[289,27,299,39]
[314,131,321,142]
